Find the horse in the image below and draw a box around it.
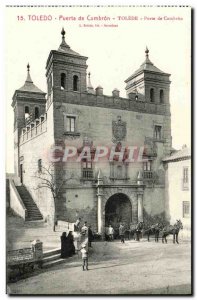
[161,220,183,244]
[124,224,137,240]
[124,222,144,241]
[144,223,162,242]
[135,222,144,241]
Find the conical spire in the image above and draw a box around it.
[145,46,149,59]
[26,63,33,83]
[97,169,103,185]
[144,46,153,65]
[137,170,143,185]
[18,64,45,94]
[87,72,95,94]
[59,27,70,50]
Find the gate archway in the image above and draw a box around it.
[105,193,132,230]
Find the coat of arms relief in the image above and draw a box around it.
[112,116,127,143]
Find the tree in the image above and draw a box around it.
[33,163,73,231]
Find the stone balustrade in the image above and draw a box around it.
[19,113,47,145]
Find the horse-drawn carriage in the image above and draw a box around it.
[118,220,183,243]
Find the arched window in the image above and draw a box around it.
[150,88,155,102]
[35,107,39,119]
[25,106,30,119]
[160,89,164,103]
[61,73,66,90]
[73,75,79,91]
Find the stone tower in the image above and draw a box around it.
[125,47,172,155]
[12,64,46,176]
[125,47,171,106]
[45,28,88,106]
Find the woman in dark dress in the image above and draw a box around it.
[67,231,75,256]
[60,232,68,258]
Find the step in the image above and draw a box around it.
[27,216,43,219]
[27,210,42,213]
[27,212,42,215]
[42,253,61,263]
[26,217,43,221]
[21,196,34,203]
[27,211,42,214]
[42,258,66,269]
[25,205,41,208]
[28,209,41,214]
[43,248,61,258]
[25,207,40,210]
[25,219,44,223]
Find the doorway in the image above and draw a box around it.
[105,193,132,230]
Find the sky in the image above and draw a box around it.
[5,6,191,172]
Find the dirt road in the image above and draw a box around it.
[8,239,191,295]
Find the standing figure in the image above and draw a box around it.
[60,232,68,258]
[119,223,125,243]
[108,225,114,241]
[88,226,93,247]
[67,231,75,256]
[74,217,81,232]
[136,222,143,241]
[81,244,89,271]
[81,221,88,235]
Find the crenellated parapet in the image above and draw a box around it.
[52,89,169,116]
[19,113,47,145]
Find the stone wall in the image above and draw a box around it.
[52,100,170,182]
[164,158,191,238]
[18,105,55,222]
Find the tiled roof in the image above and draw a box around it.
[163,147,191,162]
[18,71,45,94]
[125,49,169,83]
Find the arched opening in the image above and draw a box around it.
[61,73,66,90]
[25,106,30,119]
[105,193,132,231]
[150,88,154,102]
[73,75,79,91]
[35,107,39,119]
[160,89,164,103]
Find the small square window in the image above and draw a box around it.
[183,201,190,218]
[183,167,189,190]
[183,167,189,183]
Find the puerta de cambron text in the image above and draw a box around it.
[19,15,183,21]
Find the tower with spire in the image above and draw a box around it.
[45,28,88,99]
[10,30,173,230]
[12,64,46,175]
[125,47,171,105]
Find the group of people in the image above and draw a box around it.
[106,223,126,243]
[74,218,93,271]
[60,231,75,258]
[74,218,94,247]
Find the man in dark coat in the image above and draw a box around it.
[88,226,93,247]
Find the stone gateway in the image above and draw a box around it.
[12,29,171,234]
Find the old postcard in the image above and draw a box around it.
[6,5,191,295]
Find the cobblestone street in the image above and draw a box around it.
[8,239,191,295]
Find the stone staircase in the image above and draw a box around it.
[16,185,43,221]
[42,248,65,269]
